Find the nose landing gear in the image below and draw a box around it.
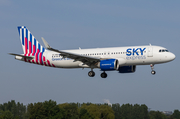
[150,64,156,75]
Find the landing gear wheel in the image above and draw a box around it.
[101,72,107,78]
[150,64,156,75]
[151,70,156,75]
[88,71,95,77]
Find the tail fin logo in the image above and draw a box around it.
[18,26,55,67]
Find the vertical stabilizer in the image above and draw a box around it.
[17,26,46,65]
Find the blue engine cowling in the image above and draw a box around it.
[99,59,118,71]
[118,65,136,73]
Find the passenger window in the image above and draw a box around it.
[159,50,161,52]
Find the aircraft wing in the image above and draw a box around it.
[41,37,100,64]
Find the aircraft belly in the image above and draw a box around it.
[52,60,81,68]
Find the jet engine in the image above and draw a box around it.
[98,59,118,71]
[118,65,136,73]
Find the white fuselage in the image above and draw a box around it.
[43,45,175,68]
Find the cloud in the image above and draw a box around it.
[103,99,112,106]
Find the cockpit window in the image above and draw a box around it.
[159,49,169,52]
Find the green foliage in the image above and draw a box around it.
[170,109,180,119]
[0,100,26,119]
[79,108,93,119]
[1,100,180,119]
[0,110,13,119]
[149,111,167,119]
[80,103,115,119]
[58,103,79,119]
[112,103,149,119]
[28,100,64,119]
[112,103,121,119]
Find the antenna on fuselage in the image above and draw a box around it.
[149,43,152,46]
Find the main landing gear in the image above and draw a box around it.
[101,71,107,78]
[88,70,95,77]
[150,64,156,75]
[88,70,108,78]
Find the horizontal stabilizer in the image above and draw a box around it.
[9,53,34,60]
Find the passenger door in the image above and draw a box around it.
[147,47,153,57]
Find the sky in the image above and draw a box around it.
[0,0,180,111]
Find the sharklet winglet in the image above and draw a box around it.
[41,37,51,49]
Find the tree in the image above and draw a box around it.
[28,100,64,119]
[79,108,93,119]
[28,102,46,119]
[149,111,167,119]
[112,103,149,119]
[170,110,180,119]
[132,104,149,119]
[0,100,26,119]
[112,103,121,119]
[119,103,133,119]
[0,110,13,119]
[99,104,115,119]
[59,103,79,119]
[80,103,114,119]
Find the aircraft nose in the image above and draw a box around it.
[168,53,176,61]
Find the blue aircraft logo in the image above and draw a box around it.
[126,48,146,56]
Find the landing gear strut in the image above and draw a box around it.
[150,64,156,75]
[101,71,107,78]
[88,70,95,77]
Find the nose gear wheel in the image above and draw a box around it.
[150,64,156,75]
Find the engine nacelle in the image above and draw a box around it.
[98,59,118,71]
[118,65,136,73]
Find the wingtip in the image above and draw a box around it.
[9,53,15,55]
[41,37,51,49]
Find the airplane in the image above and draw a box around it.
[9,26,176,78]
